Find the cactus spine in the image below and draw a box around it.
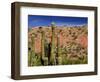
[50,22,56,65]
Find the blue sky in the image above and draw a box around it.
[28,15,88,28]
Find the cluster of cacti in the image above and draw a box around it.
[40,22,65,65]
[40,23,61,65]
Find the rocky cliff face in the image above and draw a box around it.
[28,25,88,66]
[28,25,87,53]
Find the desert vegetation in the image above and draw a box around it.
[28,23,88,66]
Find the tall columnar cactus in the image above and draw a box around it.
[39,27,48,65]
[30,33,35,66]
[57,32,62,65]
[50,22,56,65]
[41,31,45,59]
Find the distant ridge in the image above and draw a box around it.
[29,24,88,29]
